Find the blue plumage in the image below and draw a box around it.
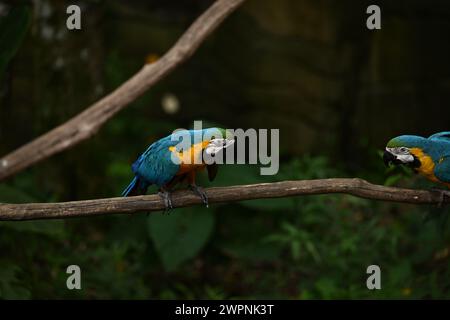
[385,132,450,185]
[122,135,180,196]
[122,128,230,198]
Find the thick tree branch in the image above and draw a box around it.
[0,0,246,181]
[0,178,447,221]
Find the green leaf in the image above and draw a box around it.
[221,241,282,262]
[0,220,66,238]
[0,185,65,238]
[0,264,30,299]
[0,5,31,77]
[0,184,36,203]
[315,278,339,299]
[209,164,294,210]
[212,164,269,186]
[147,207,215,272]
[384,174,403,187]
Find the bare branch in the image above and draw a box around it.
[0,0,246,181]
[0,178,446,221]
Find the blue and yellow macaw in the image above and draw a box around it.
[383,132,450,200]
[122,128,234,209]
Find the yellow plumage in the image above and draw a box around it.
[409,148,450,187]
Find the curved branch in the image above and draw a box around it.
[0,0,246,181]
[0,178,447,221]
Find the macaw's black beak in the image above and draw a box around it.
[383,150,396,167]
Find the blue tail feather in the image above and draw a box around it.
[122,177,149,197]
[122,177,138,197]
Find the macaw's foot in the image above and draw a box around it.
[158,190,173,212]
[431,188,450,208]
[189,184,209,208]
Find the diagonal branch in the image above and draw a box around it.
[0,178,447,221]
[0,0,246,181]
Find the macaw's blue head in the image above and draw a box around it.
[383,135,427,168]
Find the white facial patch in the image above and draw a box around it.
[395,154,415,163]
[385,147,415,163]
[205,138,235,155]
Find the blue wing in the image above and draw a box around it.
[132,136,180,187]
[128,129,210,188]
[434,156,450,183]
[429,132,450,142]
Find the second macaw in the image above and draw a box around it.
[383,132,450,201]
[122,128,234,209]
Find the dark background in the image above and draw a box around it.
[0,0,449,299]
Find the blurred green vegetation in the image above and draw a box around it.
[1,154,450,299]
[1,0,450,299]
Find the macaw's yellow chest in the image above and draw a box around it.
[409,148,439,183]
[169,141,209,175]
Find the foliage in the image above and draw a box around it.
[1,0,449,300]
[0,5,31,78]
[1,153,449,299]
[148,206,215,272]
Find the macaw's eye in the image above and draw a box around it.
[400,147,408,152]
[211,136,216,140]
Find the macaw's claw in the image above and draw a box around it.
[431,188,450,208]
[158,190,173,212]
[189,185,209,208]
